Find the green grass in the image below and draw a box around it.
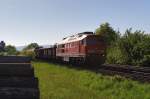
[33,61,150,99]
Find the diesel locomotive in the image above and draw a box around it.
[35,32,106,65]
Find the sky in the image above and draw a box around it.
[0,0,150,46]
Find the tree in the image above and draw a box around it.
[95,22,120,45]
[0,41,5,52]
[20,43,39,59]
[118,29,150,66]
[5,45,18,55]
[23,43,39,51]
[106,28,150,66]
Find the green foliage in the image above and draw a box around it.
[19,43,39,59]
[19,50,35,59]
[95,22,120,45]
[106,28,150,66]
[0,42,18,56]
[5,45,18,55]
[141,55,150,66]
[119,29,150,66]
[0,52,5,56]
[23,43,39,51]
[106,46,128,64]
[33,61,150,99]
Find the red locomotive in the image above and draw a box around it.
[35,32,106,65]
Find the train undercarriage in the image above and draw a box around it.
[57,54,105,66]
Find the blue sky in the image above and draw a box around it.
[0,0,150,46]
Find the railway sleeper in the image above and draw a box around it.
[122,73,150,82]
[100,65,134,73]
[98,69,130,77]
[0,68,34,77]
[102,66,150,75]
[99,68,132,76]
[132,71,150,76]
[103,64,150,73]
[0,87,39,99]
[0,77,38,88]
[98,69,150,82]
[118,65,150,73]
[0,56,31,63]
[0,64,32,69]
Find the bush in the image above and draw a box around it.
[106,29,150,66]
[140,55,150,66]
[106,46,128,64]
[19,50,35,60]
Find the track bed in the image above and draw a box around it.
[98,64,150,82]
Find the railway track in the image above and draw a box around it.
[97,64,150,82]
[51,61,150,83]
[0,56,39,99]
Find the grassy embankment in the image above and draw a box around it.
[33,61,150,99]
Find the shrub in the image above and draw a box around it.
[106,29,150,66]
[106,46,128,64]
[19,50,35,60]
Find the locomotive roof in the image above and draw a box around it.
[57,32,94,45]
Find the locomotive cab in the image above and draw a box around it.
[80,35,106,65]
[85,36,105,54]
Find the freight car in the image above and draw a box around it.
[35,46,56,60]
[35,32,106,65]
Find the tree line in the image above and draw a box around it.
[0,42,38,58]
[95,22,150,66]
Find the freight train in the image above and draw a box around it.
[34,32,106,65]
